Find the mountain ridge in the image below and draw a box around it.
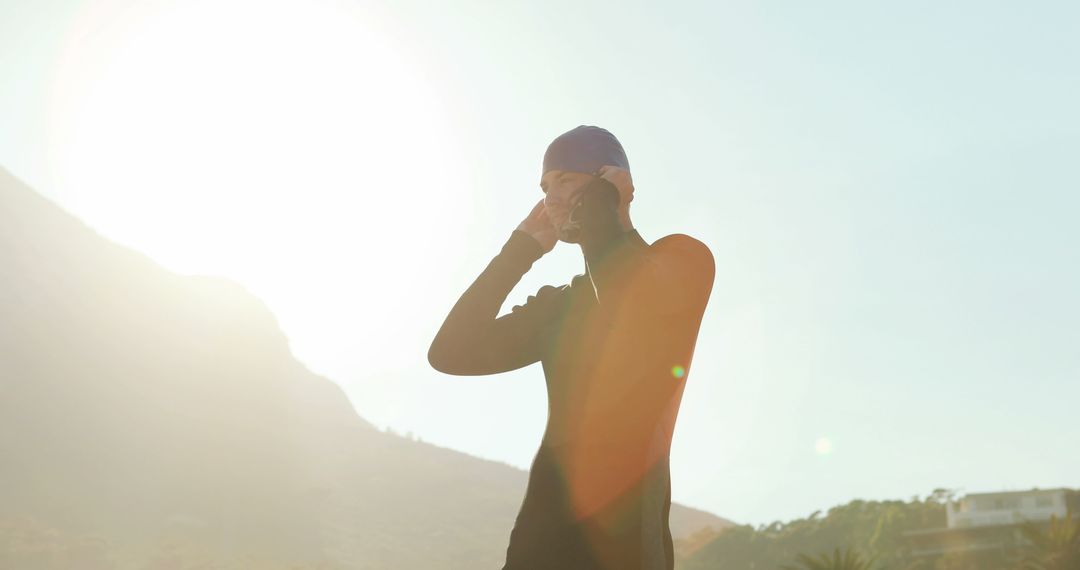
[0,165,730,568]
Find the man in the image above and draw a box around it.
[428,125,714,570]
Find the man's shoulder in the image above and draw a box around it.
[649,233,715,269]
[510,282,571,315]
[647,233,716,305]
[569,273,591,288]
[521,274,587,305]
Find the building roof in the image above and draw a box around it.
[959,488,1070,499]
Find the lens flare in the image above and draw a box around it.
[671,365,685,378]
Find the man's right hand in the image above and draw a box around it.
[516,199,557,254]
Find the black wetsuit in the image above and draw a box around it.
[429,184,715,570]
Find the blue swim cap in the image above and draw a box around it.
[541,125,630,179]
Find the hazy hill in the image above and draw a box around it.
[0,167,730,568]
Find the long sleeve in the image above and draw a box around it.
[428,230,566,376]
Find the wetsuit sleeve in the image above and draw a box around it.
[428,230,564,376]
[578,183,715,316]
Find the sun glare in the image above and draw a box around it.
[46,0,467,371]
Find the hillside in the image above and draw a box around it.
[0,167,729,568]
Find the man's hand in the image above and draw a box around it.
[596,165,634,232]
[516,199,557,254]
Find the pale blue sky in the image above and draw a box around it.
[2,0,1077,525]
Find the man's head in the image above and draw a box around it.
[539,125,630,242]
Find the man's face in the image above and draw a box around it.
[540,169,594,242]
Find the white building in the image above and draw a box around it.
[946,488,1069,529]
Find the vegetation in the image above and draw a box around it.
[1014,509,1080,570]
[681,490,949,570]
[680,490,1080,570]
[781,547,878,570]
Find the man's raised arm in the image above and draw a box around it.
[428,201,562,376]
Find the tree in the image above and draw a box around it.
[782,547,878,570]
[1013,509,1080,570]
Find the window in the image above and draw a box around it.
[975,496,1020,511]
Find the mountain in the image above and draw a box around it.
[0,167,730,568]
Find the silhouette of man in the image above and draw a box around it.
[428,125,714,570]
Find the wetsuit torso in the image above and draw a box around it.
[429,226,714,570]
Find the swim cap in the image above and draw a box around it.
[542,125,630,179]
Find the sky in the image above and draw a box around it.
[1,0,1078,525]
